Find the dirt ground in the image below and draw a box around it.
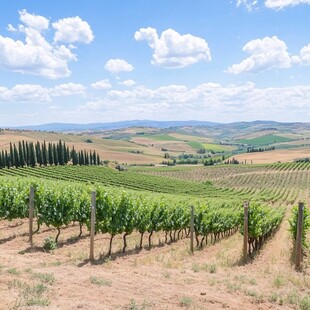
[0,214,309,310]
[230,148,310,164]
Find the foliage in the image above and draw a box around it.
[288,203,310,249]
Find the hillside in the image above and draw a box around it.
[1,120,310,165]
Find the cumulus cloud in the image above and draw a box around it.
[227,36,292,74]
[236,0,258,11]
[74,82,310,122]
[52,16,94,44]
[0,10,93,79]
[0,82,87,102]
[6,24,18,32]
[134,27,211,68]
[104,59,134,74]
[19,9,49,31]
[91,79,112,89]
[122,79,136,87]
[51,83,86,96]
[295,44,310,65]
[265,0,310,9]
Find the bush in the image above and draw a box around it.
[43,237,57,251]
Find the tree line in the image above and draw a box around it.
[0,140,101,169]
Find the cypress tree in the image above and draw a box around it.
[29,142,36,167]
[71,147,78,165]
[89,151,93,165]
[13,144,19,168]
[26,142,30,166]
[85,151,89,165]
[97,154,100,166]
[42,141,48,166]
[35,141,42,166]
[5,150,10,168]
[53,144,58,165]
[48,142,54,165]
[80,150,84,165]
[22,140,27,164]
[9,143,14,167]
[58,140,64,165]
[92,151,97,165]
[18,141,24,167]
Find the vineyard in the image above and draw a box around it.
[0,164,309,309]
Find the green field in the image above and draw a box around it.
[236,134,293,146]
[203,143,231,152]
[142,134,182,141]
[186,141,204,149]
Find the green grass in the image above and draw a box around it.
[143,134,181,141]
[236,134,293,146]
[90,276,112,286]
[203,143,231,152]
[187,141,204,149]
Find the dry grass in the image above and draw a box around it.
[230,147,310,164]
[0,216,309,310]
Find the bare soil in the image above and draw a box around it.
[230,148,310,164]
[0,215,309,310]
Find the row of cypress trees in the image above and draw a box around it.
[0,140,101,169]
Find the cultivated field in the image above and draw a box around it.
[0,163,309,309]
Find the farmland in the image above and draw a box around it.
[0,123,310,309]
[0,161,309,309]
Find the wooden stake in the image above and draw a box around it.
[190,205,194,254]
[243,201,249,262]
[295,202,304,270]
[89,191,96,261]
[29,186,34,247]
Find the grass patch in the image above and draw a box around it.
[187,141,204,150]
[236,134,292,146]
[33,272,55,284]
[143,134,181,141]
[273,275,285,288]
[7,268,20,275]
[203,143,231,152]
[179,296,193,308]
[90,276,112,287]
[299,296,310,310]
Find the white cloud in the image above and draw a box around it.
[91,79,112,89]
[7,24,18,32]
[296,44,310,65]
[227,36,292,74]
[75,82,310,122]
[8,84,50,102]
[52,16,94,44]
[134,27,211,68]
[51,83,86,96]
[104,59,134,74]
[0,10,93,79]
[236,0,258,11]
[122,79,136,87]
[19,9,49,31]
[265,0,310,9]
[0,82,87,102]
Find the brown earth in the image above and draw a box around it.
[0,214,309,310]
[230,148,310,164]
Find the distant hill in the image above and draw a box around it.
[8,120,219,132]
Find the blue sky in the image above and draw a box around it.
[1,0,310,126]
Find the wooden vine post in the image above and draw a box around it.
[29,186,34,248]
[190,205,194,254]
[89,191,96,261]
[243,201,249,262]
[295,201,304,270]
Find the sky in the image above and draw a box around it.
[1,0,310,126]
